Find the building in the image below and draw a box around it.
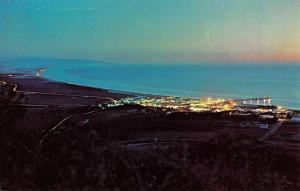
[290,115,300,123]
[259,123,269,129]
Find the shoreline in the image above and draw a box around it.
[1,72,299,112]
[2,58,300,109]
[39,66,300,110]
[0,73,134,107]
[1,72,300,190]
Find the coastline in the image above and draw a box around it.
[1,72,300,190]
[40,63,300,110]
[0,68,300,112]
[2,58,300,109]
[1,72,299,112]
[0,72,133,107]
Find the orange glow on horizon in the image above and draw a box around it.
[232,52,300,62]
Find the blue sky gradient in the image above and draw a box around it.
[1,0,300,62]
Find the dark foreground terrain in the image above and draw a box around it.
[0,74,299,190]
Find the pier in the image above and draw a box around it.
[233,97,271,105]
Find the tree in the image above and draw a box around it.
[0,82,26,129]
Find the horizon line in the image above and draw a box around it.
[1,56,300,64]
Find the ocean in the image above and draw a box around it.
[1,58,300,109]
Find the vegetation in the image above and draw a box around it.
[34,129,298,191]
[0,83,26,129]
[0,86,299,190]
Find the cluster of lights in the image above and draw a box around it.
[118,96,237,112]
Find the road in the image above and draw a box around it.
[19,90,117,102]
[0,103,96,108]
[259,119,286,142]
[1,80,117,148]
[1,80,117,102]
[1,80,121,109]
[38,116,73,147]
[115,138,209,147]
[38,109,99,148]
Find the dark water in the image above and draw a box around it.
[1,58,300,109]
